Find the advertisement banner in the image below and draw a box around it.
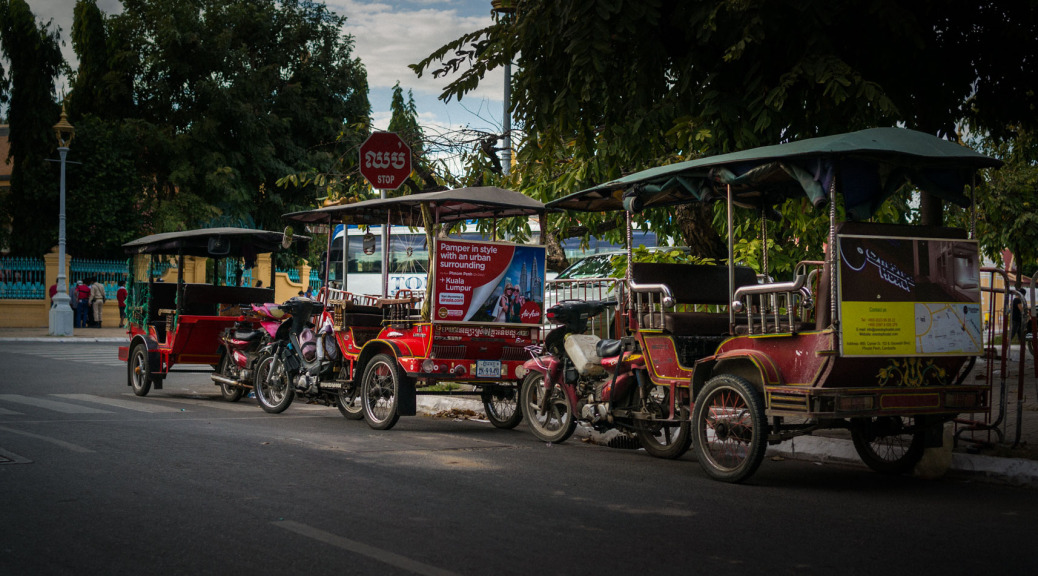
[433,239,545,325]
[837,233,982,357]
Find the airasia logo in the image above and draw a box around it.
[519,302,541,323]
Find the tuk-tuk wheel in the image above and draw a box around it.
[337,381,364,420]
[691,374,767,483]
[850,416,925,474]
[361,354,404,430]
[481,384,523,429]
[128,342,154,397]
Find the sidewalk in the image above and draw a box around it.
[0,326,129,343]
[2,327,1036,486]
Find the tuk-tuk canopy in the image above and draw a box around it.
[549,127,1003,219]
[283,186,545,226]
[123,227,304,258]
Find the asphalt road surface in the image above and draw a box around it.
[2,342,1037,575]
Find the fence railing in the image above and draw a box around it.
[0,257,46,299]
[69,258,129,300]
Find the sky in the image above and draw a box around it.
[23,0,506,135]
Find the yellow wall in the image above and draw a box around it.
[0,249,313,328]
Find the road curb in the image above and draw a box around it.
[0,337,128,343]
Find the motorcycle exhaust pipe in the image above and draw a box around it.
[210,373,250,389]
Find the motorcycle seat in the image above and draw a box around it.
[596,338,622,358]
[233,329,264,342]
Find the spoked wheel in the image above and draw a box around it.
[481,384,523,429]
[520,372,576,444]
[336,381,364,420]
[254,355,294,414]
[634,384,692,459]
[691,374,768,483]
[850,416,925,474]
[361,354,404,430]
[217,354,244,402]
[128,342,153,397]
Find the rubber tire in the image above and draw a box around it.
[128,342,153,397]
[520,372,576,444]
[255,355,294,414]
[691,374,768,483]
[481,384,523,429]
[217,354,244,402]
[361,354,403,430]
[336,381,364,420]
[850,416,926,474]
[634,384,692,459]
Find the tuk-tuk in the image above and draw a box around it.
[546,127,1001,482]
[118,227,304,398]
[283,186,547,430]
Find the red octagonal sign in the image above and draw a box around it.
[359,131,412,190]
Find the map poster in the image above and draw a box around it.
[433,239,545,326]
[837,233,982,357]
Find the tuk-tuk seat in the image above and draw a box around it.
[630,262,757,337]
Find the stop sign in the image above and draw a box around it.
[359,132,412,190]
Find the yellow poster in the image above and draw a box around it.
[841,302,916,355]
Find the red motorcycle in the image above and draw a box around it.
[210,303,287,401]
[520,299,691,458]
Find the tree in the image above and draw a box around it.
[94,0,370,234]
[971,129,1038,285]
[0,0,64,256]
[414,0,1038,272]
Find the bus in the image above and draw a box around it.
[325,223,665,297]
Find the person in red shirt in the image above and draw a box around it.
[116,281,128,328]
[75,280,91,328]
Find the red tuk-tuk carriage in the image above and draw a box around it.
[118,227,304,398]
[542,127,1001,482]
[282,186,547,430]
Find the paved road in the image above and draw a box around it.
[3,342,1038,575]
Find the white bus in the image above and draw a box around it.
[324,223,664,298]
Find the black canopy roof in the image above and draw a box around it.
[123,227,304,257]
[549,127,1002,219]
[283,186,545,226]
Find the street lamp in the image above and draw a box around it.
[48,105,75,336]
[492,1,515,176]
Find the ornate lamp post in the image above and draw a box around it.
[48,106,75,336]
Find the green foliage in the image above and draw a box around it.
[970,129,1038,279]
[0,0,64,256]
[78,0,371,238]
[415,0,1038,275]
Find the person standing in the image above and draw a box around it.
[75,280,91,328]
[69,280,80,314]
[1011,296,1030,357]
[89,278,106,328]
[116,281,128,328]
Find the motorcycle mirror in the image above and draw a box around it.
[281,226,294,250]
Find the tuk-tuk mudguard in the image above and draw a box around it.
[691,349,779,400]
[127,334,166,389]
[357,340,416,416]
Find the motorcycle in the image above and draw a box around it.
[520,299,692,458]
[253,296,354,416]
[210,303,285,402]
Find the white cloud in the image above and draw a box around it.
[332,1,505,132]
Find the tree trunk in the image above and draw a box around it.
[919,192,943,226]
[676,204,726,260]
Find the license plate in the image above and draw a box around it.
[476,360,501,378]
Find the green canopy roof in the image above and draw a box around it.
[283,186,544,227]
[549,127,1002,219]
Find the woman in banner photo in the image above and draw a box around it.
[492,280,514,323]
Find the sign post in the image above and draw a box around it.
[359,132,412,296]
